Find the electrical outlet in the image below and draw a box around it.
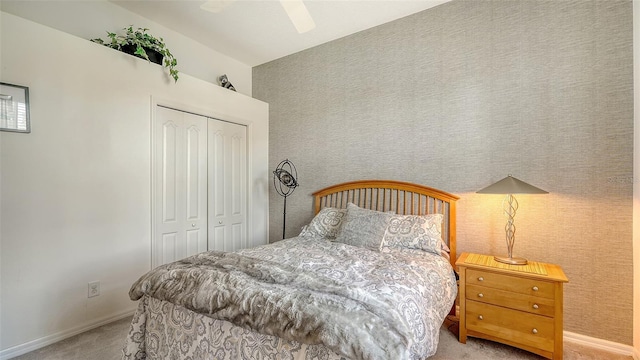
[88,281,100,298]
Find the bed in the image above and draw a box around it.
[123,180,459,360]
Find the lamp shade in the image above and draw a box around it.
[476,175,548,195]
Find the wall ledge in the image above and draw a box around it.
[565,331,635,357]
[0,309,135,360]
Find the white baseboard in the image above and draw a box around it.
[0,309,135,360]
[564,331,635,357]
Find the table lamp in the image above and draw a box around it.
[477,175,548,265]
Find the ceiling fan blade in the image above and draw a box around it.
[200,0,235,14]
[280,0,316,34]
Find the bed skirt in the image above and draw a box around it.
[122,295,347,360]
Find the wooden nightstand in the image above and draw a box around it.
[456,253,568,360]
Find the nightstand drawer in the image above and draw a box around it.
[466,284,555,317]
[467,269,555,299]
[466,300,555,352]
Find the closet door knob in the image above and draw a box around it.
[532,286,539,291]
[478,277,484,281]
[532,328,538,334]
[191,223,196,227]
[478,293,484,298]
[533,304,539,309]
[478,315,483,320]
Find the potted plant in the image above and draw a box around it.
[91,26,179,83]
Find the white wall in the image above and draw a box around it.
[0,0,253,96]
[0,12,268,358]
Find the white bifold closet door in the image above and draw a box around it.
[208,120,247,252]
[154,106,247,267]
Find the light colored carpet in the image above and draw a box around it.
[11,317,132,360]
[11,316,633,360]
[433,322,632,360]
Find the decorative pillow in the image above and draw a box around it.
[380,213,444,255]
[333,203,392,251]
[299,207,347,239]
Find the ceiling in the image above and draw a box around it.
[1,0,450,66]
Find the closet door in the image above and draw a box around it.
[208,120,247,252]
[154,106,208,266]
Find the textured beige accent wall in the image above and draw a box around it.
[254,0,633,344]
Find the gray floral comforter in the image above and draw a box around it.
[124,236,456,360]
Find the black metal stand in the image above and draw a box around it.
[282,196,287,239]
[273,159,298,241]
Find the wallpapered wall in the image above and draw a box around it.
[253,0,633,344]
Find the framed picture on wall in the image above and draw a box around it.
[0,82,30,133]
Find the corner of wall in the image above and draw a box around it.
[0,113,3,359]
[0,10,5,354]
[633,0,640,357]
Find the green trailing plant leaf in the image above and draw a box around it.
[91,26,179,83]
[134,46,148,60]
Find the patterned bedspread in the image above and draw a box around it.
[123,236,456,360]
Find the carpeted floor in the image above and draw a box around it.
[11,317,132,360]
[11,316,633,360]
[433,321,632,360]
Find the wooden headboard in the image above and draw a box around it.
[312,180,459,267]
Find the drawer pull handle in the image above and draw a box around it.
[532,328,538,334]
[532,286,539,291]
[478,277,484,281]
[478,315,483,320]
[478,293,484,298]
[533,304,539,309]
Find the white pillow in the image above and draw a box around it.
[299,207,347,239]
[333,203,392,251]
[380,213,444,255]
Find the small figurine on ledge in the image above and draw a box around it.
[218,74,236,92]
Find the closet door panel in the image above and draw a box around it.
[232,223,243,251]
[161,121,179,223]
[185,126,203,220]
[186,229,203,256]
[183,114,208,255]
[229,130,247,250]
[210,130,226,217]
[161,233,177,265]
[208,120,247,252]
[154,107,207,267]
